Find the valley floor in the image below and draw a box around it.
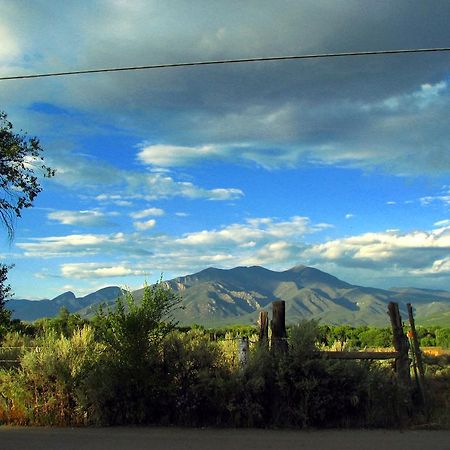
[1,427,449,450]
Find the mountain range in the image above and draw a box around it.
[8,265,450,326]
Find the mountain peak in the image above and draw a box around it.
[286,264,307,272]
[52,291,76,302]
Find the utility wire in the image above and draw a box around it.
[1,47,449,81]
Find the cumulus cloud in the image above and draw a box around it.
[15,216,327,274]
[48,209,118,227]
[95,195,133,207]
[176,216,329,247]
[304,225,450,274]
[130,208,165,219]
[16,232,153,258]
[133,219,156,231]
[61,262,149,279]
[137,144,225,167]
[14,216,450,289]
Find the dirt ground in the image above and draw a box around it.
[0,427,449,450]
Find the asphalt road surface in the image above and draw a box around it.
[1,427,449,450]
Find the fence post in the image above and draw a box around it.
[258,310,269,349]
[407,303,426,405]
[271,300,288,354]
[238,336,249,367]
[388,302,411,389]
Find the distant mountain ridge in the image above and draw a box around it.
[8,265,450,326]
[8,287,123,321]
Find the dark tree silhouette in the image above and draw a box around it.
[0,110,55,239]
[0,264,12,327]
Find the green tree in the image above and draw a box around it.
[0,264,13,339]
[1,110,55,239]
[0,264,12,322]
[86,282,182,424]
[436,327,450,349]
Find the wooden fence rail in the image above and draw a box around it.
[320,351,400,360]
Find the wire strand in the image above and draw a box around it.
[1,47,449,81]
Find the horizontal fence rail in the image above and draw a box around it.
[320,351,400,360]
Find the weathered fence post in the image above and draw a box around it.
[407,303,426,405]
[258,310,269,349]
[271,300,288,354]
[388,302,411,388]
[238,336,249,367]
[209,332,217,342]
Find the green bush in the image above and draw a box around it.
[0,326,103,425]
[436,328,450,349]
[162,329,232,425]
[78,281,181,425]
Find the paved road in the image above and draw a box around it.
[1,427,449,450]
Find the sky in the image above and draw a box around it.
[0,0,449,299]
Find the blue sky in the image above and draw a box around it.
[1,0,449,299]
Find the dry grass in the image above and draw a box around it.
[422,347,450,357]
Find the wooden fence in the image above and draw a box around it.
[239,300,427,409]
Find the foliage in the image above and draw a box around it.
[0,308,448,428]
[436,328,450,349]
[0,326,104,425]
[358,327,392,348]
[0,264,13,337]
[34,307,88,338]
[93,282,180,364]
[162,329,232,425]
[78,282,181,424]
[0,111,55,239]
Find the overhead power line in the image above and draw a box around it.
[1,47,449,81]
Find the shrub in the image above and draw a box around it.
[80,281,181,425]
[162,329,232,425]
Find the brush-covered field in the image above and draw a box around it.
[0,283,449,428]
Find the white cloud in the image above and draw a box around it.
[16,233,135,258]
[410,257,450,276]
[130,208,165,219]
[176,216,323,247]
[304,225,450,273]
[133,219,156,231]
[345,214,354,220]
[14,216,326,272]
[434,219,450,227]
[61,262,148,279]
[241,240,303,266]
[14,216,450,290]
[95,194,133,207]
[420,186,450,206]
[376,81,448,112]
[48,209,117,227]
[137,144,224,167]
[47,150,244,202]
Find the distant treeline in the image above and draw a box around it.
[4,309,450,350]
[180,323,450,349]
